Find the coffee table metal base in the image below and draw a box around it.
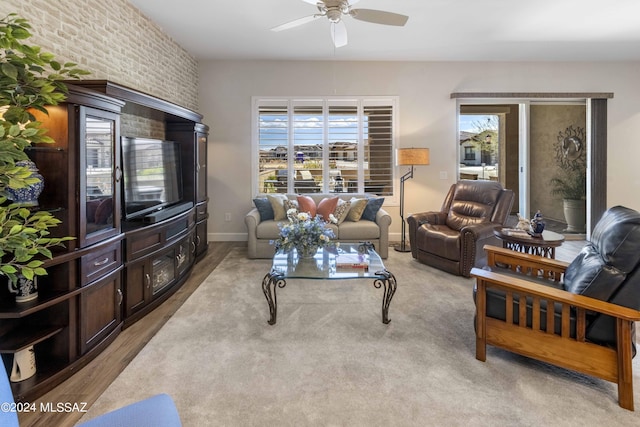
[261,269,397,325]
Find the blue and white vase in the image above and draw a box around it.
[530,210,545,236]
[8,275,38,303]
[296,244,318,259]
[6,159,44,207]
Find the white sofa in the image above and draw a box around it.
[245,193,391,259]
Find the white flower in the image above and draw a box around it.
[328,213,338,224]
[297,212,310,221]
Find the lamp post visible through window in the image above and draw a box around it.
[482,134,492,179]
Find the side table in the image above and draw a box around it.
[493,228,565,259]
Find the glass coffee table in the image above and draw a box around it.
[262,243,397,325]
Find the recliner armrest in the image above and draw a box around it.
[460,222,500,240]
[407,211,445,226]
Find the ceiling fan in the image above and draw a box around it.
[271,0,409,48]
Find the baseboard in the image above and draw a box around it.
[209,232,247,242]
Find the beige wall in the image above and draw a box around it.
[1,0,199,111]
[530,104,586,222]
[199,60,640,241]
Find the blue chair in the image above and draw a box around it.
[0,364,181,427]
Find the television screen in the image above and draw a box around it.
[121,137,183,220]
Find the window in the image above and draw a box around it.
[463,146,475,161]
[253,97,397,197]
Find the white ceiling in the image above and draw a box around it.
[128,0,640,61]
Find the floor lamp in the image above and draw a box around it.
[395,148,430,252]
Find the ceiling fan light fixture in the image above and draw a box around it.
[273,0,409,47]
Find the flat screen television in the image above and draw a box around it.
[121,137,183,220]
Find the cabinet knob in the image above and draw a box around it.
[115,166,122,183]
[145,273,151,288]
[117,288,123,306]
[191,241,196,254]
[195,235,201,246]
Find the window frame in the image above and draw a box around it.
[251,96,399,201]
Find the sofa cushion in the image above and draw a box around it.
[317,196,339,221]
[338,220,380,240]
[347,197,368,221]
[362,197,385,221]
[253,197,274,221]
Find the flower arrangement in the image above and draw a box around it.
[271,208,337,255]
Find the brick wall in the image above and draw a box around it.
[1,0,199,112]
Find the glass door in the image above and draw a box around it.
[457,98,590,237]
[79,106,121,247]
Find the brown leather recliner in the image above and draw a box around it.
[407,180,514,277]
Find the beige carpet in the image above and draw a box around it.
[80,247,640,426]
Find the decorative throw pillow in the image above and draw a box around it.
[267,194,288,221]
[296,195,317,217]
[284,198,298,214]
[253,197,274,221]
[333,199,351,224]
[317,196,339,221]
[346,197,368,222]
[361,197,385,221]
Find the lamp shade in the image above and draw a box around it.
[397,148,430,166]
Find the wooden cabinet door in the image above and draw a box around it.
[195,220,208,259]
[124,259,151,317]
[79,267,123,354]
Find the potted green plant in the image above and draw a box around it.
[0,13,87,296]
[549,126,587,233]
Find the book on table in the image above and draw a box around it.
[335,253,369,269]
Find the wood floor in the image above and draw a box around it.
[19,241,243,427]
[18,239,585,426]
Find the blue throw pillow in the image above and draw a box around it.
[253,197,274,221]
[361,197,384,221]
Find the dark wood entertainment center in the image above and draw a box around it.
[0,81,209,402]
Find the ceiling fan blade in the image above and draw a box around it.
[271,15,319,32]
[300,0,321,5]
[347,0,361,5]
[331,21,348,48]
[350,9,409,26]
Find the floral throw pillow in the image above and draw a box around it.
[333,199,351,224]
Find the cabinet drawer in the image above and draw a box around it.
[81,241,122,286]
[195,201,208,222]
